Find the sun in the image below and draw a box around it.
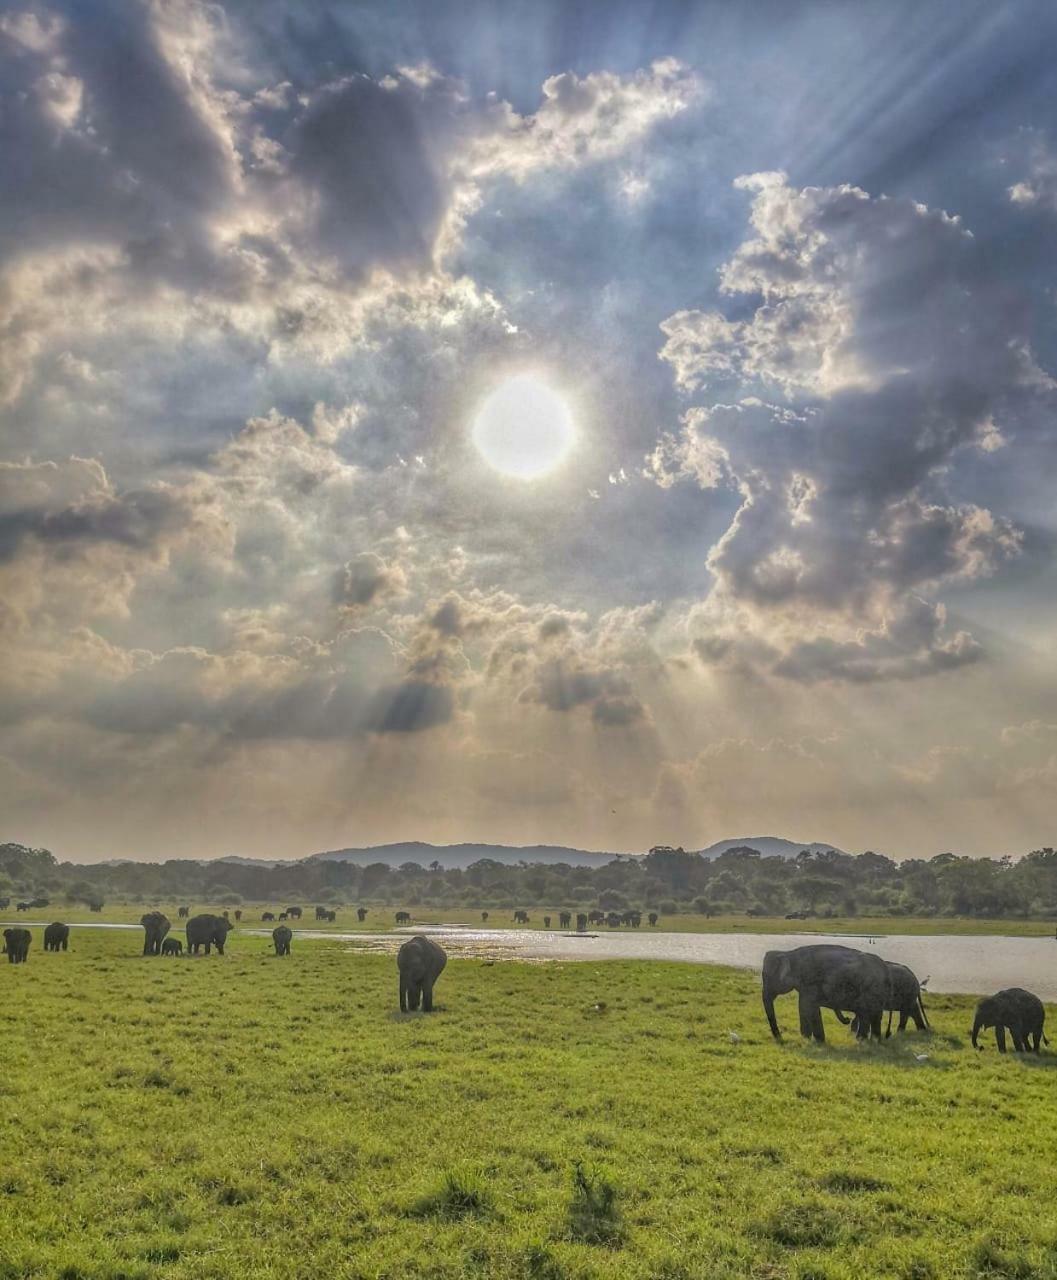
[472,373,575,479]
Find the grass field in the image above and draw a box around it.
[3,927,1057,1279]
[16,901,1057,938]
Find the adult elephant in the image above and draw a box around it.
[141,911,171,956]
[559,912,571,929]
[762,944,890,1043]
[272,925,293,956]
[513,910,529,924]
[3,928,31,963]
[186,913,233,956]
[286,907,303,920]
[481,911,489,922]
[576,912,588,931]
[178,906,190,919]
[357,907,368,923]
[838,961,928,1037]
[543,915,552,928]
[161,937,183,956]
[262,911,275,922]
[43,922,70,952]
[395,911,411,925]
[648,912,659,927]
[972,988,1048,1053]
[397,935,447,1012]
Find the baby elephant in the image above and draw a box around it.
[161,937,183,956]
[397,935,446,1012]
[272,925,292,956]
[972,988,1049,1053]
[43,922,70,952]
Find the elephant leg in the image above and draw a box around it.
[798,991,816,1039]
[423,980,433,1013]
[1011,1027,1026,1053]
[399,975,408,1012]
[995,1025,1007,1053]
[812,1006,826,1042]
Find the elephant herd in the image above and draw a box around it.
[762,943,1049,1055]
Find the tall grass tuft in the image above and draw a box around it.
[407,1166,492,1221]
[565,1159,623,1247]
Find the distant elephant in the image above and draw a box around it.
[178,906,190,918]
[559,912,571,929]
[326,910,336,922]
[357,907,367,922]
[89,902,103,913]
[395,911,411,925]
[481,911,489,922]
[161,937,183,956]
[141,911,171,956]
[43,922,69,952]
[262,911,275,922]
[16,902,30,912]
[838,961,928,1037]
[762,945,889,1043]
[648,912,659,926]
[0,897,9,909]
[222,910,230,920]
[186,913,233,956]
[972,988,1049,1053]
[629,911,642,928]
[4,927,31,963]
[234,909,242,922]
[543,915,552,928]
[576,913,588,931]
[315,907,328,920]
[286,907,303,920]
[588,911,604,925]
[397,935,447,1012]
[513,910,529,924]
[272,925,293,956]
[606,912,621,928]
[278,912,289,921]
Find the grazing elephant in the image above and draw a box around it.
[278,912,289,922]
[397,935,447,1012]
[186,913,233,956]
[262,911,275,922]
[648,912,659,927]
[3,927,31,963]
[326,910,337,922]
[234,909,242,922]
[141,911,171,956]
[588,911,605,926]
[161,937,183,956]
[272,925,293,956]
[839,961,928,1037]
[16,902,30,912]
[629,911,642,928]
[762,945,890,1043]
[481,911,489,922]
[286,907,303,920]
[357,907,367,922]
[315,907,328,920]
[43,922,70,952]
[606,912,621,928]
[543,915,552,928]
[972,988,1049,1053]
[559,911,571,929]
[178,906,190,919]
[576,912,588,931]
[513,910,530,924]
[395,911,412,925]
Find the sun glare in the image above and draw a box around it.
[472,373,575,479]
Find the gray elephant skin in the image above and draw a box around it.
[3,927,31,963]
[186,913,233,955]
[762,944,890,1042]
[838,960,928,1037]
[397,935,447,1012]
[141,911,171,956]
[43,922,70,952]
[272,925,292,955]
[161,937,183,956]
[972,988,1049,1053]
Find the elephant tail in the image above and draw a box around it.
[833,1009,852,1025]
[917,996,930,1030]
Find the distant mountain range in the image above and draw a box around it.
[304,836,846,870]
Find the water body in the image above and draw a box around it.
[6,921,1055,999]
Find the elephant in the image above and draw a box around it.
[576,913,588,931]
[186,913,233,956]
[141,911,171,956]
[278,912,289,922]
[161,937,183,956]
[395,911,412,925]
[629,911,642,928]
[559,912,571,928]
[3,927,31,963]
[513,910,529,924]
[262,911,275,922]
[357,907,367,922]
[272,925,293,956]
[325,910,337,922]
[971,988,1049,1053]
[286,907,303,919]
[0,897,8,909]
[178,906,190,918]
[89,902,103,913]
[234,909,242,922]
[397,935,447,1012]
[762,944,890,1043]
[16,902,30,912]
[481,911,489,922]
[785,911,809,920]
[315,907,328,920]
[606,912,621,928]
[543,915,552,928]
[838,962,928,1037]
[29,898,49,908]
[648,913,659,927]
[43,922,70,952]
[588,911,605,925]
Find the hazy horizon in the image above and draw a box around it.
[2,1,1056,862]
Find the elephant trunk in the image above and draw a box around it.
[762,985,782,1040]
[971,1015,983,1048]
[918,997,929,1029]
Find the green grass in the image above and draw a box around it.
[3,929,1057,1278]
[22,900,1057,937]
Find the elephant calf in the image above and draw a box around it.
[161,937,183,956]
[272,925,292,956]
[43,922,70,952]
[3,927,31,963]
[972,988,1049,1053]
[397,935,446,1012]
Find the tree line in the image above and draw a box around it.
[3,841,1057,919]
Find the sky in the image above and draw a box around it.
[2,0,1056,863]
